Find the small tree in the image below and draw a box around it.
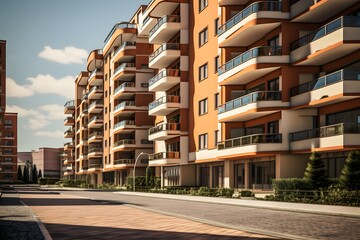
[304,152,327,189]
[38,169,42,178]
[145,166,155,187]
[339,151,360,190]
[23,165,29,183]
[32,164,38,183]
[17,166,23,181]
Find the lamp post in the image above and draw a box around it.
[133,152,150,192]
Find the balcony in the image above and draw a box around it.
[113,101,140,117]
[149,95,180,116]
[219,0,250,6]
[148,69,180,92]
[291,69,360,107]
[88,116,103,129]
[113,120,136,134]
[112,41,136,63]
[88,148,103,158]
[290,123,360,152]
[87,49,103,72]
[103,22,137,55]
[291,0,358,23]
[81,107,88,117]
[88,132,103,143]
[64,142,74,150]
[113,62,136,81]
[64,100,75,114]
[88,86,103,100]
[63,157,75,165]
[64,128,74,138]
[218,1,288,47]
[218,46,288,85]
[291,16,360,65]
[148,123,180,141]
[113,82,136,99]
[114,158,135,167]
[81,93,89,103]
[217,133,284,159]
[88,163,102,171]
[64,117,74,126]
[148,151,182,166]
[88,69,103,86]
[218,91,288,122]
[88,100,104,114]
[149,15,181,44]
[113,139,136,152]
[76,71,89,85]
[149,43,180,69]
[145,0,181,18]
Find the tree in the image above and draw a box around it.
[38,169,42,178]
[32,164,38,183]
[303,152,327,189]
[23,165,29,183]
[17,166,23,181]
[339,151,360,190]
[145,167,155,187]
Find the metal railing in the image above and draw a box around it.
[89,148,103,153]
[113,120,135,129]
[114,62,136,76]
[88,164,102,169]
[89,132,103,139]
[104,22,136,45]
[64,128,74,135]
[89,116,103,123]
[64,117,74,123]
[89,100,104,109]
[64,142,74,147]
[149,15,180,37]
[149,43,180,62]
[149,69,180,86]
[89,85,103,95]
[218,1,282,35]
[81,93,89,101]
[289,123,360,142]
[88,69,102,82]
[114,139,135,146]
[291,16,360,50]
[291,69,360,96]
[114,159,135,165]
[218,91,281,114]
[114,101,135,111]
[64,100,75,108]
[218,46,282,75]
[149,95,180,110]
[218,133,282,150]
[149,151,180,160]
[113,41,136,58]
[114,82,135,95]
[149,123,181,135]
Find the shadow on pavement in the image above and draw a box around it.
[0,220,44,240]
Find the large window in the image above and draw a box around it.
[213,165,224,188]
[199,0,208,12]
[249,161,275,190]
[164,166,180,186]
[199,27,208,47]
[327,108,360,125]
[199,133,208,150]
[199,63,208,81]
[200,166,210,187]
[234,163,245,188]
[199,98,208,115]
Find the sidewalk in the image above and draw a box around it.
[114,191,360,218]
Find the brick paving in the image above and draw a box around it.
[17,187,278,240]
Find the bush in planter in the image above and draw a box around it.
[304,152,328,189]
[240,190,254,197]
[216,188,234,198]
[38,177,49,185]
[339,150,360,190]
[272,178,312,191]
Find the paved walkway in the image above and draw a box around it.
[3,186,280,239]
[114,191,360,218]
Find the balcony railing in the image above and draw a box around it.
[64,117,74,123]
[113,120,135,129]
[114,82,135,95]
[89,132,103,139]
[64,100,75,108]
[88,164,102,169]
[89,116,103,123]
[149,43,180,62]
[218,46,282,75]
[89,148,103,153]
[64,128,74,135]
[64,142,74,147]
[148,69,180,86]
[291,69,360,96]
[218,1,282,35]
[89,100,104,109]
[149,123,180,135]
[149,95,180,110]
[289,123,360,142]
[218,133,282,150]
[104,22,137,44]
[88,69,101,82]
[291,16,360,50]
[114,139,135,146]
[114,62,136,76]
[89,85,103,95]
[149,151,180,160]
[113,41,136,57]
[114,101,135,111]
[149,15,180,37]
[218,91,282,114]
[114,159,135,165]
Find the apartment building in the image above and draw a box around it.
[65,0,360,189]
[0,40,18,181]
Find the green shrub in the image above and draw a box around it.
[38,177,49,185]
[240,190,254,197]
[216,188,234,198]
[272,178,312,191]
[304,152,328,189]
[339,150,360,190]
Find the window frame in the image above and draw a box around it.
[198,98,208,116]
[199,0,208,13]
[199,63,208,82]
[199,27,208,47]
[199,133,208,150]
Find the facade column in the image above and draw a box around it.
[223,160,232,188]
[160,166,164,188]
[244,160,250,189]
[97,172,103,185]
[209,165,213,188]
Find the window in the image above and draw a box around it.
[214,18,220,35]
[199,98,208,115]
[199,0,208,12]
[199,27,208,47]
[199,133,208,150]
[105,107,107,114]
[104,140,107,147]
[105,74,108,81]
[214,56,219,73]
[214,130,219,146]
[199,63,208,81]
[214,93,219,109]
[105,123,107,131]
[105,90,108,98]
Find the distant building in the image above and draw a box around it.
[0,40,18,181]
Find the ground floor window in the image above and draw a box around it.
[249,161,275,189]
[234,163,245,188]
[164,166,180,186]
[213,165,224,188]
[103,171,115,184]
[200,167,210,187]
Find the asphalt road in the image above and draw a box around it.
[56,190,360,240]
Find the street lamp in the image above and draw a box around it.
[133,152,150,192]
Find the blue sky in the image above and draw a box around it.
[0,0,149,151]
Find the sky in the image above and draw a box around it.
[0,0,150,151]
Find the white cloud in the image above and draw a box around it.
[38,46,88,64]
[38,104,64,120]
[6,77,33,97]
[27,118,49,130]
[27,74,75,99]
[34,130,63,138]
